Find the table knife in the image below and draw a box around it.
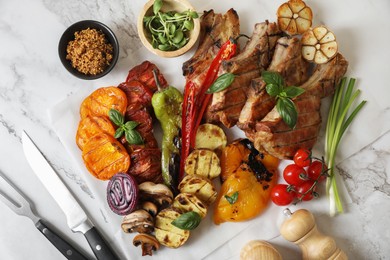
[0,170,89,260]
[22,130,119,260]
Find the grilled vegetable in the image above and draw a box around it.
[185,149,221,179]
[121,209,154,234]
[277,0,313,35]
[213,139,279,224]
[80,86,127,119]
[82,133,130,180]
[155,208,190,248]
[172,193,208,219]
[178,175,217,205]
[220,140,250,182]
[301,25,338,64]
[195,123,227,152]
[139,181,174,209]
[106,173,138,216]
[133,233,160,256]
[152,70,183,192]
[181,39,237,181]
[76,115,115,150]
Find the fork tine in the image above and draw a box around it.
[0,170,31,208]
[0,190,22,213]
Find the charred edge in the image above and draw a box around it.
[239,139,273,182]
[169,153,180,195]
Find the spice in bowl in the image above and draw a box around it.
[66,28,113,76]
[143,0,198,52]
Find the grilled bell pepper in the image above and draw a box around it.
[152,70,183,193]
[214,139,279,224]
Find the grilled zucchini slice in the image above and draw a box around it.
[178,175,217,205]
[155,208,190,248]
[195,123,227,152]
[185,149,221,179]
[172,193,208,219]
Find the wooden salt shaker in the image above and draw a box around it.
[240,240,282,260]
[280,208,348,260]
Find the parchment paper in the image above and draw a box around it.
[48,0,390,258]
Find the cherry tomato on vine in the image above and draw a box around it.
[293,148,312,167]
[283,164,308,186]
[296,180,316,201]
[307,160,327,182]
[271,184,296,206]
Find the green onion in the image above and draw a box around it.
[325,78,367,216]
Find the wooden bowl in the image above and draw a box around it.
[137,0,200,58]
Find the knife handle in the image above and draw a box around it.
[84,226,119,260]
[35,220,89,260]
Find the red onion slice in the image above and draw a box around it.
[107,173,138,215]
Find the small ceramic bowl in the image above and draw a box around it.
[138,0,200,58]
[58,20,119,80]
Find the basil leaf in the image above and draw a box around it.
[206,73,236,94]
[114,127,125,139]
[284,86,305,98]
[109,109,124,127]
[124,121,139,131]
[153,0,163,14]
[262,71,284,87]
[277,98,298,129]
[265,83,282,97]
[171,211,201,230]
[125,130,144,145]
[224,191,239,204]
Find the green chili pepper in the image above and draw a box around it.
[151,70,183,192]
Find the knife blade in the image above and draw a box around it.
[22,130,119,260]
[0,170,89,260]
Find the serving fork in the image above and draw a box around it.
[0,170,89,260]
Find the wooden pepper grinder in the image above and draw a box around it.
[280,208,348,260]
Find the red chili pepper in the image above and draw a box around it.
[180,81,196,181]
[180,39,237,183]
[191,39,237,147]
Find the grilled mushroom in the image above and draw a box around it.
[121,209,154,234]
[141,201,158,217]
[133,233,160,256]
[139,182,174,209]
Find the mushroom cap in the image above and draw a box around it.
[121,209,154,233]
[139,182,173,197]
[133,233,160,256]
[139,182,174,207]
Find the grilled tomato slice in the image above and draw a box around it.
[82,133,130,180]
[76,115,115,150]
[80,86,127,119]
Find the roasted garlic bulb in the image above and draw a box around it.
[301,25,338,64]
[277,0,313,35]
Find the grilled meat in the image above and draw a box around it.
[252,53,349,159]
[238,37,310,132]
[182,9,240,90]
[205,21,282,128]
[119,62,168,183]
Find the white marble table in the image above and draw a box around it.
[1,0,390,259]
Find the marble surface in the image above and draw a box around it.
[1,0,390,259]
